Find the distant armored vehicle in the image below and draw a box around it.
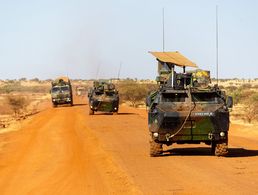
[51,76,73,107]
[76,86,87,96]
[146,52,233,157]
[88,80,119,115]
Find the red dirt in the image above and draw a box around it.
[0,99,258,194]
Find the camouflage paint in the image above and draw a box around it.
[148,91,229,143]
[88,80,119,113]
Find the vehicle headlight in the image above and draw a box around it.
[220,132,225,137]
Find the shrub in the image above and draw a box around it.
[243,93,258,123]
[6,95,30,115]
[240,83,252,90]
[117,81,158,107]
[0,84,49,94]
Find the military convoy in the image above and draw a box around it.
[88,80,119,115]
[50,52,233,158]
[50,76,73,107]
[146,52,233,157]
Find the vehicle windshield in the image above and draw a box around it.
[52,86,70,93]
[61,86,69,91]
[105,91,115,96]
[52,87,60,93]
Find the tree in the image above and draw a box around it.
[19,77,27,81]
[244,93,258,123]
[30,78,40,82]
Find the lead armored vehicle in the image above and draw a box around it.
[146,52,233,157]
[51,76,73,107]
[88,80,119,115]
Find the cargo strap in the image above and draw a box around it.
[166,87,196,141]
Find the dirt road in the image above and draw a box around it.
[1,100,258,194]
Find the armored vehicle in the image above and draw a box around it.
[75,86,87,96]
[88,80,119,115]
[51,76,73,107]
[146,52,233,157]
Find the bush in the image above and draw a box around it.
[243,92,258,123]
[240,83,252,90]
[117,81,158,107]
[0,84,49,94]
[6,95,30,115]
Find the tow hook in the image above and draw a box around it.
[208,133,213,140]
[165,133,171,141]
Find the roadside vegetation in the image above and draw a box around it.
[1,78,258,125]
[0,79,51,128]
[224,83,258,124]
[116,80,158,107]
[6,95,30,116]
[0,80,49,94]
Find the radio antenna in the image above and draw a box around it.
[117,62,122,80]
[162,8,165,52]
[216,5,219,85]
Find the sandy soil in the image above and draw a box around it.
[0,98,258,195]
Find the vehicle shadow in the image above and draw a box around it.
[163,147,212,157]
[162,147,258,158]
[117,113,138,115]
[227,148,258,158]
[72,103,87,107]
[91,112,137,116]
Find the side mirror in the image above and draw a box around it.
[227,96,233,108]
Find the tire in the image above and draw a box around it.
[52,103,57,108]
[89,109,94,115]
[213,141,228,157]
[150,139,163,157]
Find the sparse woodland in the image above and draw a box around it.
[1,78,258,125]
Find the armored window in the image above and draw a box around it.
[162,93,188,102]
[105,91,115,96]
[95,91,104,95]
[61,86,69,91]
[51,87,60,93]
[191,92,222,103]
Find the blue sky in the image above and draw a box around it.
[0,0,258,79]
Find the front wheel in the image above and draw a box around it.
[212,141,228,156]
[150,139,163,157]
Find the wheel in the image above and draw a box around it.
[52,103,57,108]
[150,139,163,157]
[212,141,228,156]
[89,109,94,115]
